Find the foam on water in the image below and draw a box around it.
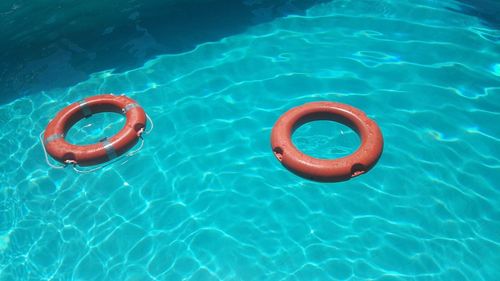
[1,0,499,280]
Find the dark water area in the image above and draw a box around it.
[1,0,498,105]
[0,0,328,104]
[450,0,500,29]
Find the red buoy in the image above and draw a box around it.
[43,94,147,166]
[271,102,383,182]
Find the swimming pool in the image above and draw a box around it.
[1,0,499,280]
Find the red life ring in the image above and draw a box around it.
[271,102,383,182]
[43,94,147,166]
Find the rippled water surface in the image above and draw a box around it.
[1,0,499,280]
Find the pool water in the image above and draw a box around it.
[1,0,499,280]
[293,121,361,159]
[65,112,126,145]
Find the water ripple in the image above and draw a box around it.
[1,0,499,280]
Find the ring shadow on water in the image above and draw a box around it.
[0,0,329,104]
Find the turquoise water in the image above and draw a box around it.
[1,0,500,280]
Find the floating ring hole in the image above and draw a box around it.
[273,147,284,161]
[292,120,360,159]
[63,152,76,162]
[351,163,366,177]
[66,112,125,145]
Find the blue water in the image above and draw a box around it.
[1,0,500,280]
[0,0,328,103]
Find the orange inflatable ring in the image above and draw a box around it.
[43,94,147,166]
[271,102,383,182]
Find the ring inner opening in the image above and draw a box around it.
[66,111,125,145]
[291,112,361,159]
